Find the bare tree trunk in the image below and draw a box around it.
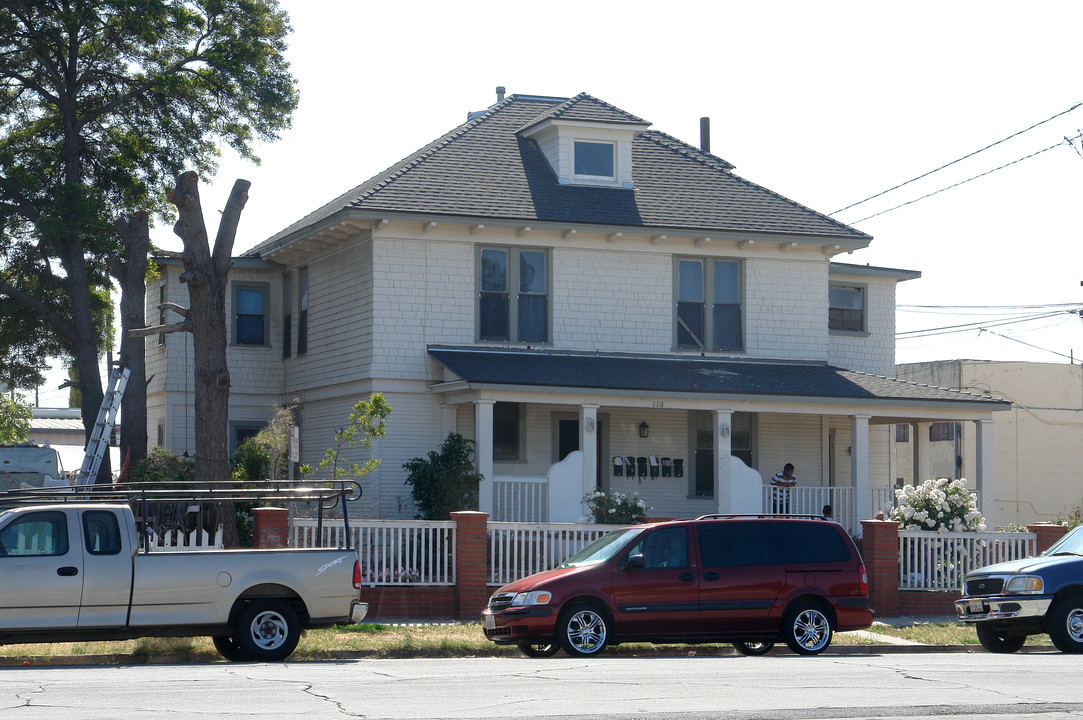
[112,212,150,478]
[168,172,250,547]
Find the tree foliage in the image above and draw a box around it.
[318,394,391,486]
[403,433,482,520]
[0,394,32,445]
[0,0,298,480]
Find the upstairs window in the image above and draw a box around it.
[282,272,292,358]
[829,284,865,332]
[232,282,269,346]
[157,283,166,347]
[297,267,309,355]
[478,247,549,343]
[676,258,743,351]
[574,141,615,178]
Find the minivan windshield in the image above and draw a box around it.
[1044,525,1083,556]
[559,528,644,568]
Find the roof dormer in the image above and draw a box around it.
[518,93,650,189]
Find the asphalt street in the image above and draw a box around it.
[1,651,1082,720]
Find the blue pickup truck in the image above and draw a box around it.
[956,525,1083,653]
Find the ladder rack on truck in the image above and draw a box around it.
[0,479,362,552]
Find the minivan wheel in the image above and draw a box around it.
[518,642,560,658]
[558,604,610,657]
[733,641,774,656]
[783,603,833,655]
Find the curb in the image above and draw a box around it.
[3,644,1055,666]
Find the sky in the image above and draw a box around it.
[28,0,1083,406]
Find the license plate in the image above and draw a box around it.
[968,599,985,613]
[485,614,495,630]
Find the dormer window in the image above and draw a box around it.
[574,141,615,178]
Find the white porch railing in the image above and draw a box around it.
[898,529,1037,591]
[492,479,548,522]
[488,521,619,586]
[871,487,896,518]
[761,486,853,527]
[291,518,456,585]
[146,525,224,551]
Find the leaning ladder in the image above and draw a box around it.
[75,366,130,486]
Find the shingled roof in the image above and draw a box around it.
[248,93,869,255]
[427,346,1010,410]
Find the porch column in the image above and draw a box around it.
[579,404,599,503]
[975,419,996,528]
[474,400,494,515]
[914,422,931,484]
[850,414,870,532]
[713,410,733,514]
[440,403,457,438]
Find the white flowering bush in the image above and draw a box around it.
[889,477,986,533]
[582,490,649,525]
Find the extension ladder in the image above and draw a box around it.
[76,366,130,486]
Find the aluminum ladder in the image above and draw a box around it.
[76,365,130,486]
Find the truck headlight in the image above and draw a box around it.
[511,590,552,606]
[1005,575,1044,594]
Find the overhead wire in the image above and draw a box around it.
[847,134,1083,224]
[831,102,1082,216]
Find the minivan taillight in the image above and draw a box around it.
[353,560,362,589]
[858,564,868,596]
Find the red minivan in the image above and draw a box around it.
[481,515,872,657]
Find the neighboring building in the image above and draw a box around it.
[145,91,1010,529]
[895,360,1083,527]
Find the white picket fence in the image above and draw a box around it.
[898,529,1037,591]
[291,518,456,586]
[488,521,618,586]
[147,525,224,551]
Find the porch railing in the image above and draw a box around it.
[761,486,853,528]
[898,529,1036,591]
[871,487,896,518]
[488,521,619,586]
[291,518,456,585]
[492,479,548,523]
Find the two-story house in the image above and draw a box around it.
[145,91,1009,530]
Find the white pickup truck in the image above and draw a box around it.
[0,500,367,661]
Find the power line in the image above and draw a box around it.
[849,133,1082,224]
[898,301,1082,311]
[976,327,1079,363]
[831,102,1082,216]
[897,310,1070,339]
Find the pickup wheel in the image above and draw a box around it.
[212,635,248,662]
[1048,596,1083,653]
[975,624,1026,653]
[234,599,301,662]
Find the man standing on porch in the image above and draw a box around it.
[771,463,797,514]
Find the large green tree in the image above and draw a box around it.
[0,0,297,482]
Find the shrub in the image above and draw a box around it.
[889,477,985,532]
[582,490,649,525]
[1052,505,1083,529]
[403,433,481,520]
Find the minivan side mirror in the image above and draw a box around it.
[621,554,645,571]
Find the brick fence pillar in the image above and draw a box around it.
[861,519,900,618]
[452,510,489,621]
[1029,523,1069,554]
[253,507,289,549]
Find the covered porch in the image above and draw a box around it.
[428,346,1010,533]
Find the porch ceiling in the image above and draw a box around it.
[427,345,1011,416]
